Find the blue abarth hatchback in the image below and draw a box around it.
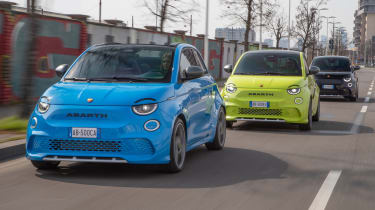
[26,43,226,172]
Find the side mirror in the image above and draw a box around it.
[183,66,204,80]
[353,66,361,71]
[309,66,320,75]
[55,64,69,78]
[224,64,233,73]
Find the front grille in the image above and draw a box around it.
[316,79,343,85]
[49,139,122,152]
[238,108,282,116]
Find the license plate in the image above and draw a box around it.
[250,101,270,108]
[323,85,334,89]
[71,128,98,138]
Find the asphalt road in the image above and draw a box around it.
[1,69,375,210]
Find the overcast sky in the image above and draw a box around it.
[9,0,357,45]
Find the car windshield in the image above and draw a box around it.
[234,52,302,76]
[65,45,175,83]
[312,57,351,72]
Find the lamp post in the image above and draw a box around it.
[259,0,263,50]
[322,16,336,55]
[204,0,210,66]
[288,0,291,50]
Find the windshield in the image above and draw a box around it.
[234,52,302,76]
[312,57,351,72]
[65,45,175,83]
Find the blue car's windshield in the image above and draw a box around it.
[234,52,302,76]
[65,45,175,83]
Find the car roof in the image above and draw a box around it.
[89,43,183,51]
[245,50,301,56]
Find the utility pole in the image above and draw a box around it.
[204,0,209,66]
[288,0,291,50]
[259,0,263,50]
[99,0,102,23]
[155,0,159,29]
[27,0,31,12]
[190,15,193,36]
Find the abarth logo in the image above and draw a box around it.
[249,93,274,96]
[260,84,264,87]
[66,113,108,118]
[87,98,94,103]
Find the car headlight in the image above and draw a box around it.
[38,97,50,114]
[343,77,352,82]
[287,88,301,95]
[132,104,158,115]
[226,83,237,94]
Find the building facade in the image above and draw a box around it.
[215,27,256,43]
[353,0,375,62]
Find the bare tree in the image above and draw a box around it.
[266,10,288,48]
[143,0,198,33]
[292,0,326,52]
[221,0,275,52]
[20,0,39,118]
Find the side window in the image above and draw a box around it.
[303,55,309,75]
[179,48,199,80]
[193,49,208,74]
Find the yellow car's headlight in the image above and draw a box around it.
[287,88,301,95]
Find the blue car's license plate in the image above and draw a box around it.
[250,101,270,108]
[323,85,335,89]
[71,127,98,138]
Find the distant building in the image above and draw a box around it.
[215,27,256,43]
[279,38,289,49]
[264,39,274,48]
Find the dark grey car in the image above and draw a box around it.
[311,56,360,101]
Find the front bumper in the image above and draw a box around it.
[317,80,355,97]
[223,88,309,124]
[26,104,174,164]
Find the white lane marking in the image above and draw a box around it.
[368,92,372,95]
[361,106,368,113]
[0,157,26,170]
[308,170,342,210]
[365,97,370,103]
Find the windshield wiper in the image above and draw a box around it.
[252,72,288,76]
[64,77,88,81]
[88,76,149,82]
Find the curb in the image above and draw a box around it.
[0,139,25,162]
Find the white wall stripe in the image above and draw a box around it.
[361,106,368,113]
[308,170,342,210]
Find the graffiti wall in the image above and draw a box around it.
[0,9,87,104]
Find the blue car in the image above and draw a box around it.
[26,43,226,172]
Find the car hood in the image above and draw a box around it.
[227,75,306,89]
[43,82,175,106]
[316,72,352,76]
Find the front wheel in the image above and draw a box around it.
[312,98,320,122]
[206,107,226,150]
[31,160,60,170]
[166,118,186,173]
[299,102,312,131]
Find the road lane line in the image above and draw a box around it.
[365,97,370,103]
[350,112,365,134]
[361,106,368,113]
[0,157,26,170]
[308,170,342,210]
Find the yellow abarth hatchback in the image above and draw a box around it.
[222,50,320,131]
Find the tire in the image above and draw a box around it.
[31,160,60,170]
[206,107,226,150]
[312,98,320,122]
[299,101,312,131]
[166,118,186,173]
[226,121,234,129]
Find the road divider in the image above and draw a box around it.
[308,170,342,210]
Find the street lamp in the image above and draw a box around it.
[288,0,291,50]
[204,0,209,66]
[259,0,263,50]
[322,16,335,55]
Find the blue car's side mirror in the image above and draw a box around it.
[183,66,204,80]
[55,64,69,78]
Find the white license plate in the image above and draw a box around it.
[323,85,335,89]
[250,101,270,108]
[72,128,97,138]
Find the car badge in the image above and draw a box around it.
[87,98,94,103]
[327,75,331,78]
[260,84,264,88]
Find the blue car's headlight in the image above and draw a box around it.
[38,97,50,114]
[132,104,158,115]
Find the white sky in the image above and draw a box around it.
[9,0,357,46]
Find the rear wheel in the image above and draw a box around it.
[206,107,226,150]
[312,98,320,122]
[166,118,186,173]
[31,160,60,170]
[299,102,312,131]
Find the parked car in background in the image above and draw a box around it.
[26,43,226,173]
[222,50,320,131]
[311,56,359,101]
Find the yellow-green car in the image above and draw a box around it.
[221,50,320,130]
